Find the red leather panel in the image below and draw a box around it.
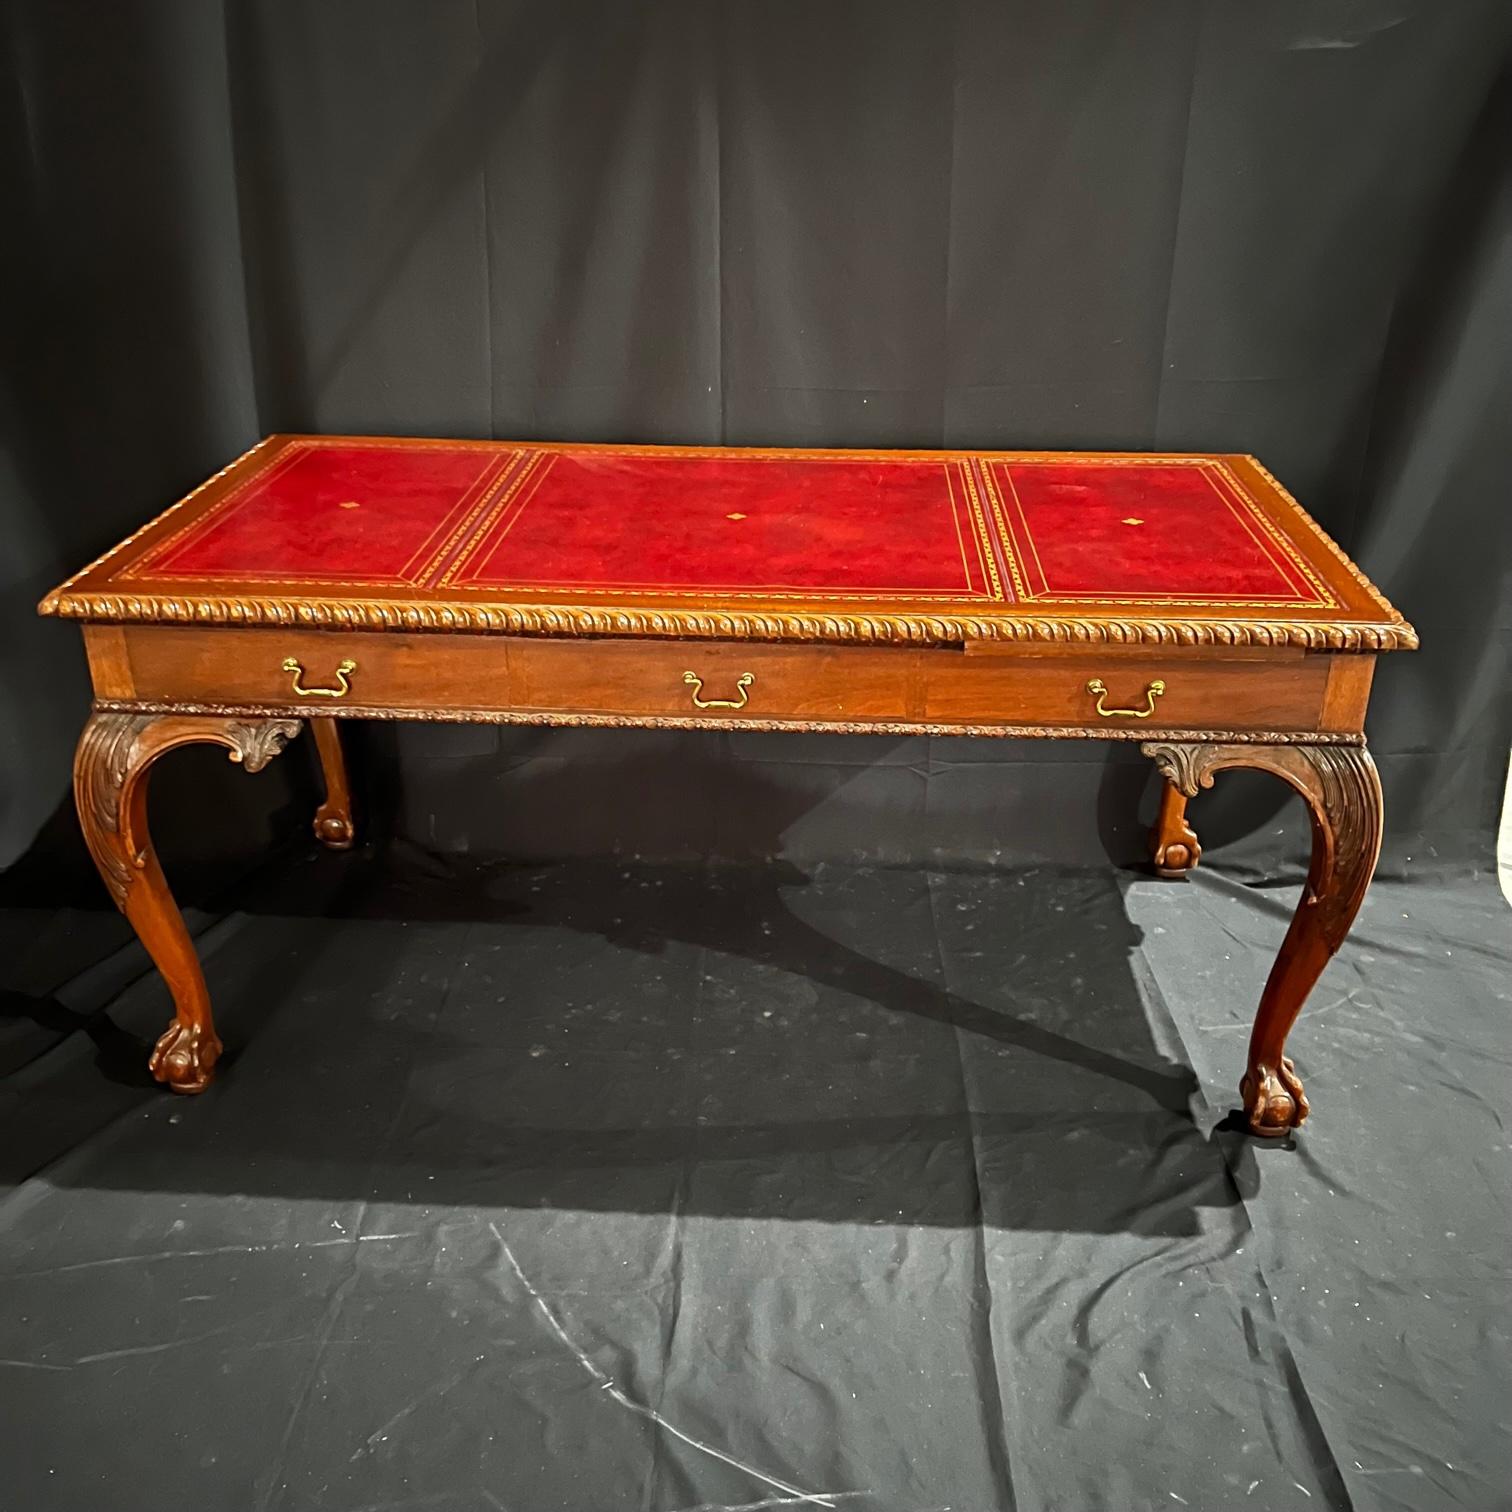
[134,443,521,585]
[447,451,993,598]
[125,439,1328,608]
[988,460,1318,602]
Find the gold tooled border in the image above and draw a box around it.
[982,456,1337,608]
[440,453,1004,601]
[126,441,516,590]
[1242,455,1408,631]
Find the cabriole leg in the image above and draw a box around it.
[1142,739,1383,1137]
[1150,778,1201,877]
[73,711,302,1092]
[311,718,356,850]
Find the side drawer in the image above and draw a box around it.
[924,649,1338,732]
[110,627,513,711]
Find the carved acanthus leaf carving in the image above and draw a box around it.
[74,713,156,905]
[1142,741,1211,797]
[223,718,301,772]
[74,712,301,910]
[1142,740,1382,945]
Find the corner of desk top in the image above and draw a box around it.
[34,432,295,621]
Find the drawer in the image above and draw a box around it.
[506,639,925,721]
[112,627,514,712]
[923,649,1336,732]
[98,626,1357,734]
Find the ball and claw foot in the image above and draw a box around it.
[313,806,355,850]
[149,1019,222,1094]
[1153,837,1199,879]
[1150,782,1201,879]
[1241,1057,1310,1137]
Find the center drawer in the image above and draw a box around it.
[507,638,925,721]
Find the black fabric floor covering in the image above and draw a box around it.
[0,850,1507,1512]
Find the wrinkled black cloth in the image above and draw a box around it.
[1,854,1506,1511]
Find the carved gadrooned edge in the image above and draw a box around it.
[38,590,1418,651]
[75,712,302,908]
[92,700,1369,744]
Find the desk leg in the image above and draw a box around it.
[74,711,302,1093]
[1142,740,1383,1137]
[311,719,356,849]
[1150,779,1201,877]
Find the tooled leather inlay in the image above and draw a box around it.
[110,440,1332,608]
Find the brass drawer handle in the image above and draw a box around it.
[683,670,754,710]
[1086,677,1165,719]
[283,656,356,699]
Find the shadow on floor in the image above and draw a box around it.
[0,842,1275,1237]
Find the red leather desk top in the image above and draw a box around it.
[41,436,1414,651]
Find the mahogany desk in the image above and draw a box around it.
[40,437,1415,1136]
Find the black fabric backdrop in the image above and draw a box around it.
[3,10,1512,1512]
[4,1,1511,887]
